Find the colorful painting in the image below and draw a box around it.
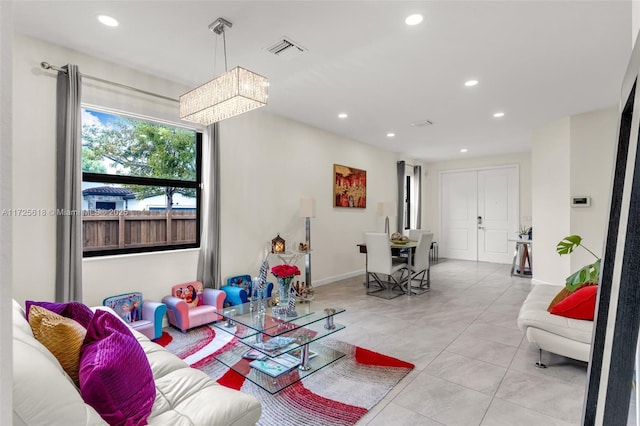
[333,164,366,208]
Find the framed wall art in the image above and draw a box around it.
[333,164,366,208]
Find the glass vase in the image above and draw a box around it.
[277,277,293,305]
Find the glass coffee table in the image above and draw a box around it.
[214,301,345,394]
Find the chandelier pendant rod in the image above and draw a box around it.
[222,28,228,73]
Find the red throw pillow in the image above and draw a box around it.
[550,285,598,320]
[79,310,155,426]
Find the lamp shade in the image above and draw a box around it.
[179,66,268,125]
[377,202,396,217]
[299,198,316,218]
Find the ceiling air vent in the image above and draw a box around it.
[265,37,306,58]
[410,119,434,128]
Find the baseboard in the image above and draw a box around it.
[531,278,562,287]
[312,269,365,287]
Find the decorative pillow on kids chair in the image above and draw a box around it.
[102,292,167,340]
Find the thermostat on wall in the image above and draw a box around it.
[571,196,591,207]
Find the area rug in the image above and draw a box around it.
[158,325,414,426]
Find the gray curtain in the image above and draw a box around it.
[197,123,221,288]
[414,165,422,229]
[55,64,83,302]
[396,160,405,233]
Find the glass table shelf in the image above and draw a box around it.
[214,301,345,393]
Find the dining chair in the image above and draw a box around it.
[407,230,433,294]
[365,232,408,299]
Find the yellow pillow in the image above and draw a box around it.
[28,305,86,385]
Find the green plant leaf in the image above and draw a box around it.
[565,259,601,291]
[556,235,583,256]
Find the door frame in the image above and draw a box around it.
[439,164,520,262]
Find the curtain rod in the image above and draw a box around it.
[40,61,179,104]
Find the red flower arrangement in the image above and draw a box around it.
[271,264,301,279]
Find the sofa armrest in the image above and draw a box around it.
[202,288,226,313]
[142,300,167,340]
[220,285,249,306]
[162,296,189,331]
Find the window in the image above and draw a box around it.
[81,108,202,257]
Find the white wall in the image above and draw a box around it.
[532,117,571,286]
[12,34,398,306]
[531,108,617,286]
[0,2,12,423]
[219,110,397,284]
[633,0,640,47]
[422,152,532,244]
[12,34,198,306]
[569,108,617,273]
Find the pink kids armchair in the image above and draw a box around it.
[102,292,167,340]
[162,281,225,332]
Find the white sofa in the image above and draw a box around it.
[517,284,593,365]
[13,300,262,425]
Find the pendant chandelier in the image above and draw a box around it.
[179,17,269,125]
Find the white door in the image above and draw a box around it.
[441,166,519,263]
[441,171,478,261]
[477,167,518,263]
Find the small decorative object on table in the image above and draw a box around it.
[298,242,309,252]
[271,264,301,306]
[271,234,286,253]
[253,311,266,344]
[390,233,410,244]
[519,225,532,240]
[286,285,298,317]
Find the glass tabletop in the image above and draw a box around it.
[219,302,345,338]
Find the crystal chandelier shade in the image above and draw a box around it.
[179,18,268,125]
[180,66,268,125]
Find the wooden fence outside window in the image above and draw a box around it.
[82,210,197,251]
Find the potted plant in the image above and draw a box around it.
[519,225,532,240]
[556,235,601,291]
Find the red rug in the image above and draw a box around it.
[158,325,414,425]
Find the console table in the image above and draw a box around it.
[214,302,344,394]
[510,239,533,277]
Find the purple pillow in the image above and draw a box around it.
[25,300,94,328]
[79,310,155,426]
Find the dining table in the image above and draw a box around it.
[356,240,419,296]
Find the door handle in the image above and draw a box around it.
[477,216,483,225]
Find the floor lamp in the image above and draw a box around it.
[299,198,316,288]
[377,202,395,237]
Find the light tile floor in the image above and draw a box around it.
[309,259,596,426]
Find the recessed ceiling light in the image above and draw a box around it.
[386,132,396,138]
[338,113,348,119]
[460,148,468,153]
[405,14,423,26]
[493,112,505,118]
[98,15,119,27]
[464,80,478,87]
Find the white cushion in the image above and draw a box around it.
[518,284,594,362]
[517,284,594,344]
